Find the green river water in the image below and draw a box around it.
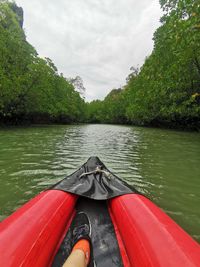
[0,124,199,242]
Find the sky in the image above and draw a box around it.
[15,0,162,101]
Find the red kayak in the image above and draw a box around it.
[0,157,200,267]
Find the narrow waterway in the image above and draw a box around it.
[0,124,199,241]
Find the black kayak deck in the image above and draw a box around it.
[52,197,123,267]
[52,156,137,200]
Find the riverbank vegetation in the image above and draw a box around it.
[86,0,200,130]
[0,1,85,124]
[0,0,199,129]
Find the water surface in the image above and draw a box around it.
[0,124,199,241]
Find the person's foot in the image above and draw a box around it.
[71,212,91,246]
[71,212,91,265]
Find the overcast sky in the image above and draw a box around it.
[15,0,162,101]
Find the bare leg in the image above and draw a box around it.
[64,212,91,267]
[63,249,87,267]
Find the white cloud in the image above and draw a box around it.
[15,0,162,101]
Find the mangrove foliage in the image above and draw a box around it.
[0,0,199,130]
[86,0,200,129]
[0,0,85,124]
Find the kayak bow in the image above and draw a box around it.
[0,157,199,267]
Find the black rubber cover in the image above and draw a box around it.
[52,156,137,200]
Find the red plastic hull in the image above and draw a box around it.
[0,190,77,267]
[0,191,200,267]
[109,194,200,267]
